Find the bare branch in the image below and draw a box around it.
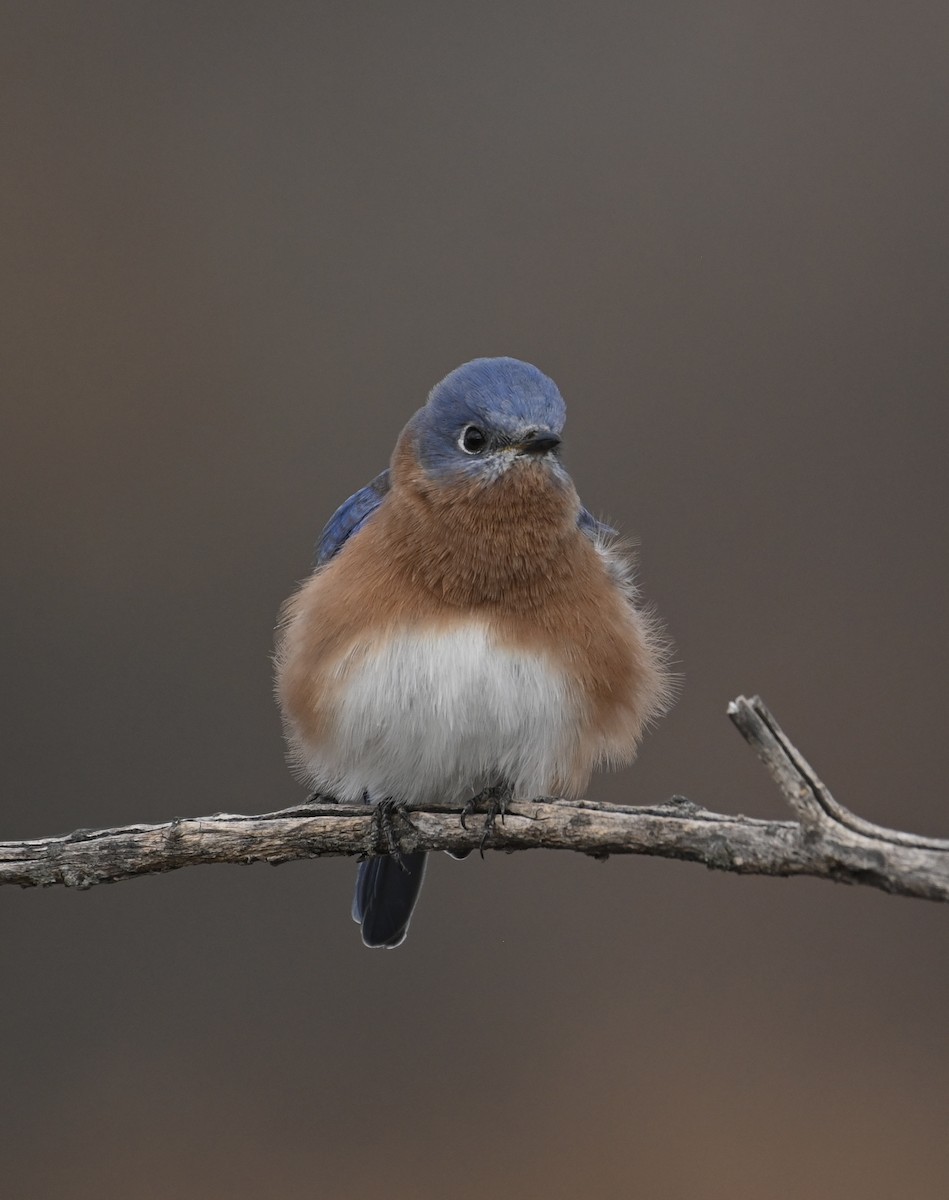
[2,696,947,901]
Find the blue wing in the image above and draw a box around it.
[315,469,391,566]
[577,504,617,542]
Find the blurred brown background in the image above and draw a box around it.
[2,3,947,1197]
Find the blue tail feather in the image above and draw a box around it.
[353,851,427,948]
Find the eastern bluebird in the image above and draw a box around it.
[276,358,671,947]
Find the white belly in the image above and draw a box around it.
[301,623,582,805]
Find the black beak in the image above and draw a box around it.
[518,430,562,456]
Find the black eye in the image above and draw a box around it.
[459,425,488,454]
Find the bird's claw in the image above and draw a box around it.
[460,786,510,858]
[373,798,413,873]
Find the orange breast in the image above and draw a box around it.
[275,445,670,787]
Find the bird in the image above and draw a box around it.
[275,357,672,948]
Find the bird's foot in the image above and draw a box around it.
[460,785,511,858]
[304,789,333,806]
[373,798,413,873]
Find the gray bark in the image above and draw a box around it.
[2,696,947,902]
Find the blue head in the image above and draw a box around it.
[408,358,567,484]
